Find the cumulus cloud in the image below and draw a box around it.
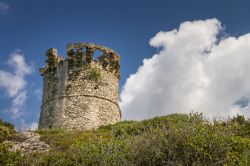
[0,2,9,15]
[120,18,250,120]
[0,51,33,118]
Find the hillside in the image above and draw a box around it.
[1,113,250,165]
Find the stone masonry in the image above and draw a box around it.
[38,43,121,130]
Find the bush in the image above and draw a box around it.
[0,143,22,166]
[0,119,15,142]
[0,119,14,131]
[0,126,10,143]
[19,113,250,165]
[0,119,22,165]
[126,122,250,165]
[227,115,250,137]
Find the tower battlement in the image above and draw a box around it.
[38,42,121,130]
[40,42,120,79]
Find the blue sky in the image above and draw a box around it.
[1,0,250,129]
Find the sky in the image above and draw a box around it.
[1,0,250,130]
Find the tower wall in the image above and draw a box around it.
[38,43,121,130]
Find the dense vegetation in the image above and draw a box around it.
[0,119,22,165]
[1,113,250,165]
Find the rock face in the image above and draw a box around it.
[5,132,49,154]
[38,43,121,130]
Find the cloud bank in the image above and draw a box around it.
[0,51,33,118]
[121,18,250,120]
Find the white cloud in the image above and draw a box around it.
[0,2,9,15]
[0,50,33,118]
[20,119,38,131]
[120,18,250,120]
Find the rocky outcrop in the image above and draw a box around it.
[4,132,49,155]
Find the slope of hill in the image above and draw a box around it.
[0,119,22,165]
[1,113,250,165]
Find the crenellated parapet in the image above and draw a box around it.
[67,43,120,79]
[40,43,120,79]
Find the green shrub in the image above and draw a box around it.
[0,119,14,131]
[0,119,15,142]
[0,119,22,165]
[0,126,10,143]
[19,113,250,165]
[0,143,22,165]
[87,67,101,82]
[126,122,250,165]
[227,115,250,138]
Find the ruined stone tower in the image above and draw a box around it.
[38,43,121,130]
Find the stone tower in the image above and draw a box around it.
[38,43,121,130]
